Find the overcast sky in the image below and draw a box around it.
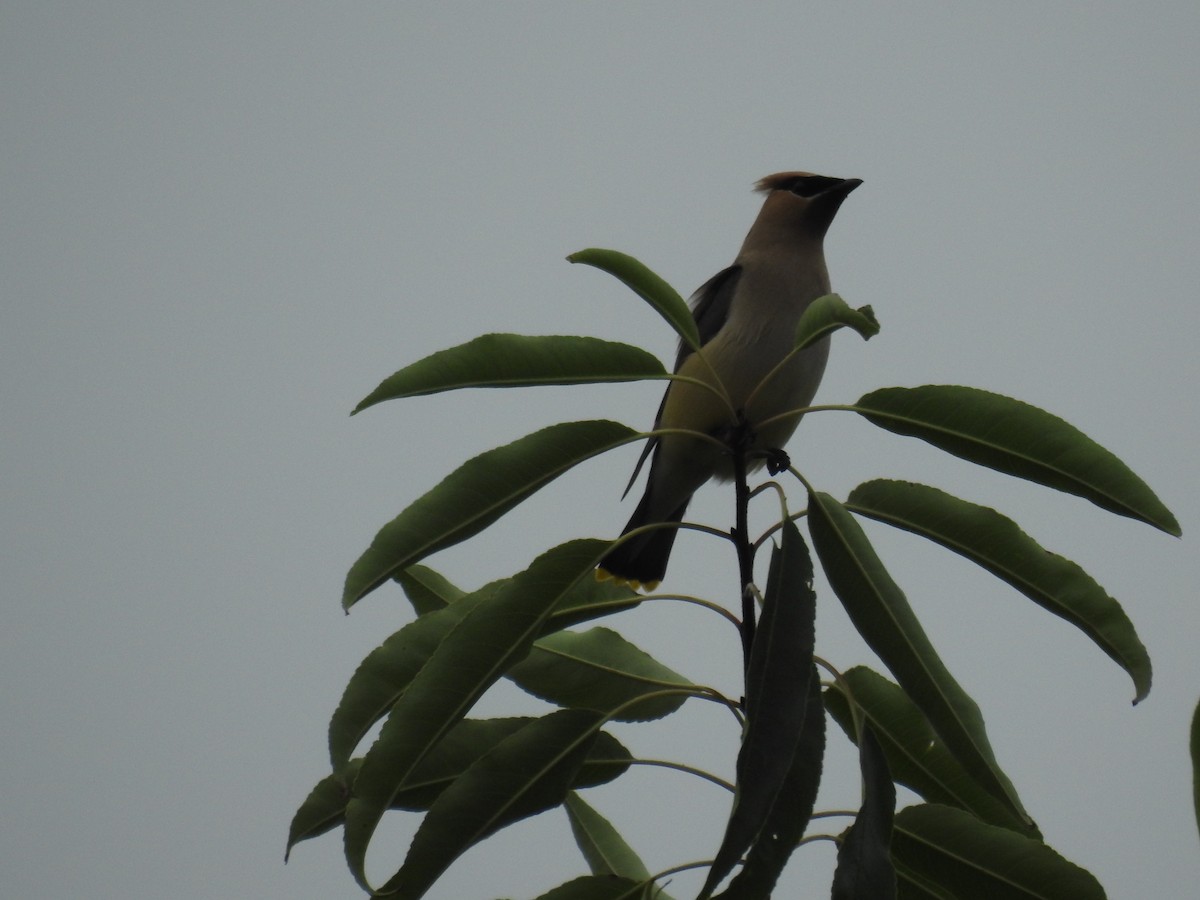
[4,4,1198,898]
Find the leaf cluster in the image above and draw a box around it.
[289,249,1179,898]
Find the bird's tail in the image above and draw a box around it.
[595,493,690,593]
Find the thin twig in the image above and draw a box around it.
[730,429,756,675]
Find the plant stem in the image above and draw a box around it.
[731,437,756,676]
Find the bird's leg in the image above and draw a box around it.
[717,415,791,475]
[712,414,756,456]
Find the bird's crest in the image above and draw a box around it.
[754,171,818,193]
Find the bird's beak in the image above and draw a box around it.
[806,178,862,235]
[826,177,863,198]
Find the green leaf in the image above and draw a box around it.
[1192,697,1200,844]
[343,420,636,609]
[546,572,644,630]
[396,564,467,615]
[892,804,1106,898]
[893,859,958,899]
[568,248,699,351]
[532,875,650,900]
[377,709,606,897]
[352,333,665,413]
[825,667,1037,836]
[808,491,1030,825]
[286,760,358,861]
[713,666,826,900]
[288,723,631,856]
[853,385,1180,536]
[330,562,641,771]
[509,627,694,721]
[701,520,818,899]
[846,479,1151,703]
[342,540,601,892]
[832,725,897,900]
[398,563,643,625]
[328,579,503,769]
[794,293,880,352]
[565,792,654,883]
[391,720,630,812]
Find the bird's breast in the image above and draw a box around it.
[658,254,833,470]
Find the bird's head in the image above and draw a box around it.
[752,171,862,241]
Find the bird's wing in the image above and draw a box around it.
[673,264,742,370]
[621,265,743,498]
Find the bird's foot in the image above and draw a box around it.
[762,448,791,475]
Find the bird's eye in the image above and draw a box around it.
[786,175,842,198]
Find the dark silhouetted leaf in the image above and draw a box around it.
[893,860,958,899]
[286,760,357,861]
[401,562,642,628]
[395,564,465,615]
[825,667,1037,837]
[808,491,1029,825]
[853,385,1179,536]
[832,725,897,899]
[892,804,1105,898]
[700,520,817,899]
[288,723,630,856]
[565,792,652,882]
[510,627,694,721]
[713,666,825,899]
[533,875,649,900]
[328,579,504,769]
[392,722,627,813]
[378,709,605,897]
[331,558,642,771]
[847,479,1151,703]
[353,333,665,413]
[343,421,635,608]
[1192,697,1200,844]
[342,540,600,891]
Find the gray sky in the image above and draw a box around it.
[4,4,1198,898]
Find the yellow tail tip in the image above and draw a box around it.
[594,568,659,594]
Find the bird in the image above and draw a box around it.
[596,172,861,592]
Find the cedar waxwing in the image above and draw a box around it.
[597,172,862,591]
